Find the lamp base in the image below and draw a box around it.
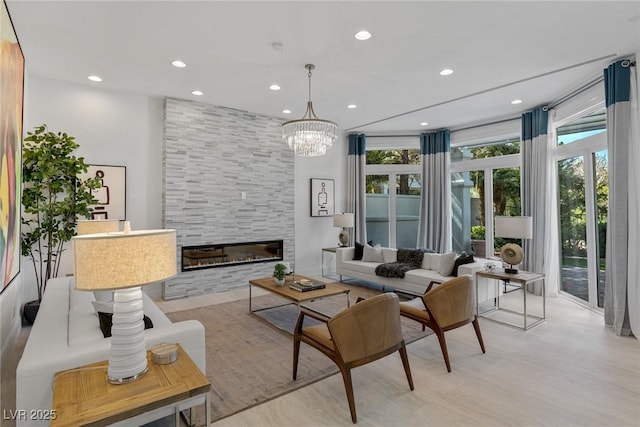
[108,367,148,384]
[108,286,148,384]
[338,229,349,247]
[504,267,519,274]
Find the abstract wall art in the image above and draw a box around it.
[0,0,24,293]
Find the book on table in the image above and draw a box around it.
[289,279,326,292]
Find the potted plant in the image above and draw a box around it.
[470,225,486,258]
[21,125,100,323]
[273,262,287,287]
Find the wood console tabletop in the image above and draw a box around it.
[51,344,210,427]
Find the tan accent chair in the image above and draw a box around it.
[399,275,485,372]
[293,292,414,423]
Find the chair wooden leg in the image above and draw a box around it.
[398,344,414,391]
[338,364,357,423]
[434,328,452,372]
[472,316,486,354]
[293,336,301,380]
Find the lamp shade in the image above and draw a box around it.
[77,219,120,235]
[494,216,533,239]
[73,229,177,291]
[333,213,354,228]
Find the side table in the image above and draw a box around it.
[322,247,339,278]
[51,344,210,427]
[476,269,545,330]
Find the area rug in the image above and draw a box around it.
[166,284,431,423]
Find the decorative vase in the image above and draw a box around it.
[274,277,285,287]
[23,300,40,325]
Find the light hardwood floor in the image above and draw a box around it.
[2,284,639,427]
[209,288,639,427]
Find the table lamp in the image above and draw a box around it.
[333,213,354,247]
[73,223,176,384]
[494,216,533,274]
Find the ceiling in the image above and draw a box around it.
[6,1,640,135]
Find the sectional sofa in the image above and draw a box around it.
[336,246,501,301]
[16,277,206,426]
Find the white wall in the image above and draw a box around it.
[294,138,348,277]
[21,76,165,301]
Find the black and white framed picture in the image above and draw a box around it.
[79,165,127,221]
[310,178,334,217]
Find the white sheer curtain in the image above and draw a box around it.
[520,107,560,296]
[347,133,367,245]
[604,58,638,338]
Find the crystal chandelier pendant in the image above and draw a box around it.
[282,65,338,157]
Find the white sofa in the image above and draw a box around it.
[336,246,500,300]
[16,277,206,426]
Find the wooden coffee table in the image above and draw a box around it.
[249,275,350,316]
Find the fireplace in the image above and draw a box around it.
[181,240,283,271]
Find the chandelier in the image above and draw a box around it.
[282,64,338,157]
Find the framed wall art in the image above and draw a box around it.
[310,178,334,217]
[0,0,24,293]
[79,165,127,221]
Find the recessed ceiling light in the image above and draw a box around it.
[347,104,357,109]
[191,90,203,96]
[171,60,187,68]
[282,109,292,114]
[355,30,372,41]
[269,84,281,91]
[439,69,454,76]
[511,99,523,105]
[87,75,102,82]
[420,122,429,126]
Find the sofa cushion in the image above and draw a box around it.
[362,244,384,263]
[437,252,457,276]
[92,300,114,313]
[342,260,384,275]
[452,253,475,276]
[382,248,397,263]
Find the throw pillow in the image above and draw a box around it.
[362,244,384,263]
[97,312,154,338]
[437,252,457,276]
[397,248,424,268]
[353,242,365,260]
[421,253,432,270]
[451,253,475,276]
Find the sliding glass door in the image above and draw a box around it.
[556,114,607,308]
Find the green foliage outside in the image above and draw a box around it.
[21,125,100,301]
[366,149,421,195]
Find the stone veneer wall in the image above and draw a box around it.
[163,98,294,299]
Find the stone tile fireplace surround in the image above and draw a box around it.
[163,98,294,299]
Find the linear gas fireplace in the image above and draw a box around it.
[181,240,283,272]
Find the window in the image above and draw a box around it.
[451,139,521,256]
[365,144,421,247]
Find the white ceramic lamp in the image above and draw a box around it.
[334,213,354,247]
[73,226,176,384]
[494,216,533,274]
